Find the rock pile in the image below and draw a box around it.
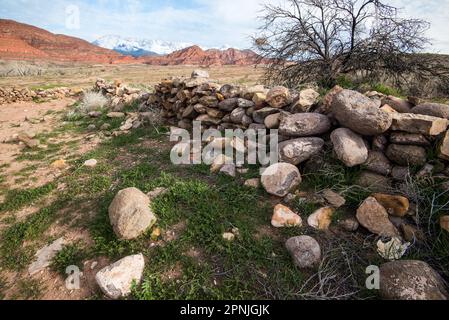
[94,79,147,112]
[0,86,78,105]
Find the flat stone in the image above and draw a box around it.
[331,128,368,167]
[271,204,302,228]
[356,197,400,237]
[322,189,346,208]
[278,137,324,165]
[340,217,359,232]
[29,238,66,275]
[386,144,427,166]
[380,260,448,300]
[389,132,430,146]
[95,254,145,299]
[391,113,448,136]
[279,113,331,137]
[412,103,449,119]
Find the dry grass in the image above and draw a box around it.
[0,61,266,90]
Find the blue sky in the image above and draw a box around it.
[1,0,448,52]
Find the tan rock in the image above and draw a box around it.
[440,216,449,233]
[356,197,400,237]
[266,86,291,108]
[292,88,320,112]
[261,163,302,197]
[51,159,68,169]
[271,204,302,228]
[307,207,335,230]
[391,113,448,136]
[322,189,346,208]
[252,92,267,108]
[372,193,410,217]
[380,104,398,113]
[244,178,260,188]
[210,155,232,173]
[330,128,368,167]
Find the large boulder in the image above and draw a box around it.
[278,138,324,165]
[261,163,302,197]
[109,188,157,240]
[95,254,145,299]
[412,103,449,119]
[332,89,392,135]
[279,113,331,137]
[386,144,427,167]
[390,113,448,136]
[356,197,400,237]
[380,260,448,300]
[330,128,368,167]
[285,236,321,269]
[266,86,291,108]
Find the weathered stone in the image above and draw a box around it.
[244,178,260,188]
[264,113,281,129]
[412,103,449,119]
[279,113,331,137]
[317,85,343,114]
[292,88,320,112]
[261,163,302,197]
[356,171,391,192]
[439,130,449,160]
[266,86,291,108]
[107,112,125,119]
[109,188,157,240]
[211,155,233,173]
[322,189,346,208]
[307,207,335,231]
[237,98,255,108]
[390,113,448,136]
[217,98,238,112]
[401,224,425,242]
[230,107,246,124]
[440,216,449,233]
[252,92,267,108]
[219,84,240,99]
[340,217,359,232]
[373,135,388,152]
[332,89,392,135]
[95,254,145,299]
[191,69,209,78]
[331,128,368,167]
[356,197,400,237]
[380,104,398,113]
[84,159,98,167]
[386,144,427,166]
[222,232,236,242]
[382,96,413,113]
[391,166,410,181]
[271,204,302,228]
[220,164,236,177]
[364,151,392,176]
[195,114,221,126]
[372,193,410,217]
[389,132,430,146]
[285,236,321,269]
[252,107,281,124]
[278,138,324,165]
[28,238,66,275]
[380,260,448,300]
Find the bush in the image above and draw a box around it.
[79,91,108,113]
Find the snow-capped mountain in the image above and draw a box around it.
[92,35,195,57]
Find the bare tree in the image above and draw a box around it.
[254,0,449,93]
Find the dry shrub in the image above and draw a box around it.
[79,91,109,113]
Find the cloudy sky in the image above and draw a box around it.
[1,0,448,53]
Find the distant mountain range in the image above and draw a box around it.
[92,35,234,57]
[0,19,264,66]
[0,19,132,64]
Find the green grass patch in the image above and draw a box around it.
[0,183,56,213]
[51,242,87,276]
